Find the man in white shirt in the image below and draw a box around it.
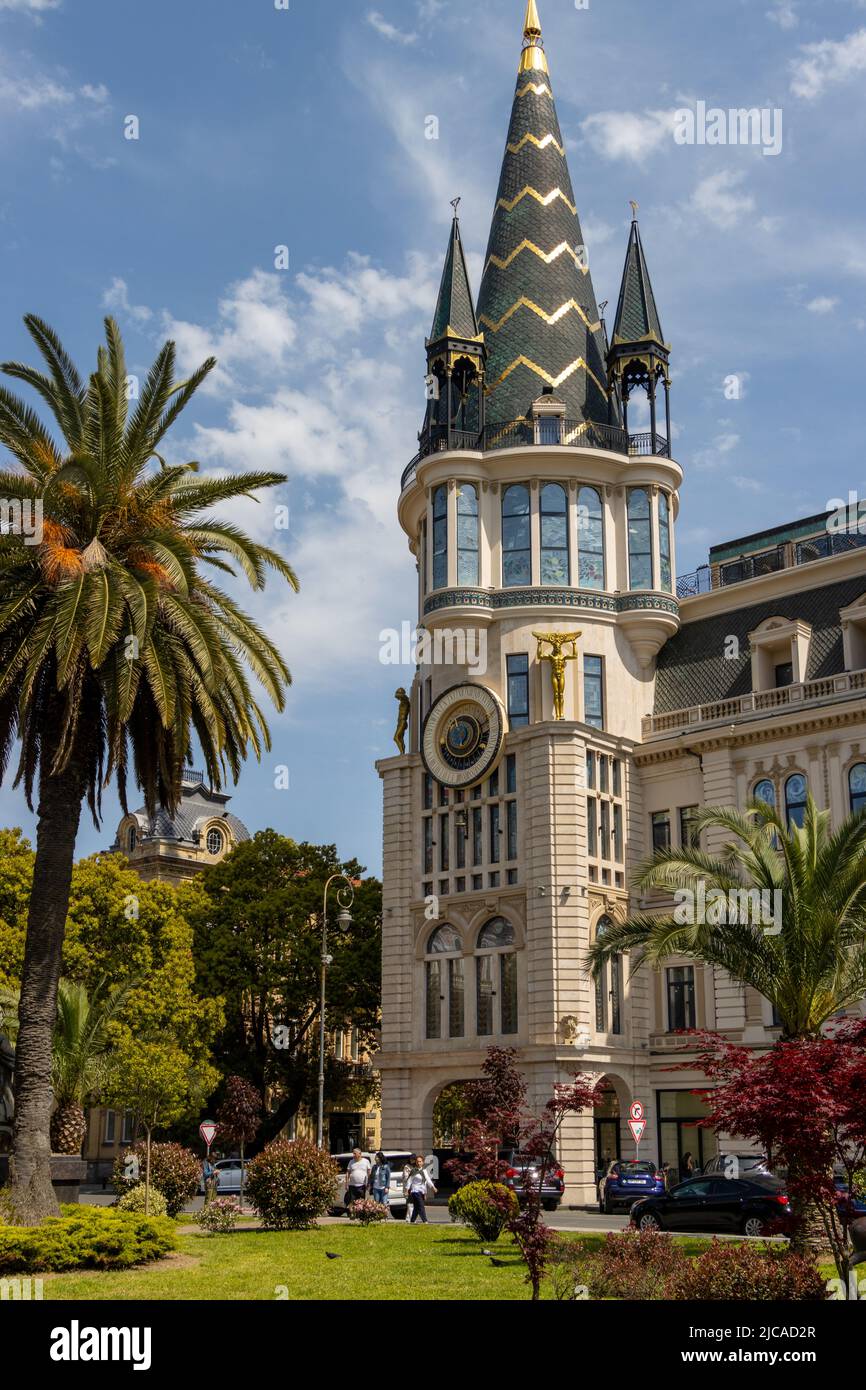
[346,1149,372,1204]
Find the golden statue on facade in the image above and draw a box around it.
[533,632,582,721]
[393,688,411,755]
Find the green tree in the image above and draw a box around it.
[587,797,866,1039]
[191,832,381,1142]
[0,316,296,1220]
[49,977,133,1156]
[106,1039,216,1216]
[0,829,33,988]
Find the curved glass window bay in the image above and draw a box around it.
[502,485,531,588]
[432,485,448,591]
[578,486,605,591]
[456,483,479,586]
[628,488,654,591]
[540,483,568,586]
[659,492,672,593]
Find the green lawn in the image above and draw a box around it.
[41,1224,843,1302]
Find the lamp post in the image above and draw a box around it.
[317,874,355,1149]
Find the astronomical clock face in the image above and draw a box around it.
[422,684,507,789]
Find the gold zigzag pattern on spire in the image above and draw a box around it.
[516,81,552,100]
[485,240,589,274]
[479,296,600,334]
[496,185,577,215]
[506,131,565,156]
[487,354,607,396]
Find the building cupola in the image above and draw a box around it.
[420,199,487,455]
[608,204,672,458]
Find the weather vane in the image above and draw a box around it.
[451,196,461,215]
[630,199,639,221]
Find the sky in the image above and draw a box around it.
[0,0,865,875]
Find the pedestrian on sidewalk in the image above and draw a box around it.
[370,1152,391,1208]
[345,1148,372,1206]
[405,1154,436,1224]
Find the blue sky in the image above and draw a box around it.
[1,0,865,874]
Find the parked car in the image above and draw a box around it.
[499,1148,565,1212]
[198,1158,244,1196]
[598,1160,665,1214]
[330,1151,418,1216]
[631,1174,790,1237]
[834,1173,866,1220]
[703,1152,772,1180]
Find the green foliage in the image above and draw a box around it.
[347,1199,390,1225]
[448,1181,517,1244]
[51,976,133,1108]
[0,1205,175,1273]
[111,1141,202,1218]
[666,1240,829,1301]
[116,1185,169,1218]
[0,828,32,988]
[245,1139,339,1231]
[196,1198,240,1235]
[106,1040,216,1139]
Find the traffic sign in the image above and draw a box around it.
[199,1121,217,1149]
[629,1101,644,1123]
[629,1118,646,1145]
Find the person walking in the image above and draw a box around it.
[680,1150,695,1181]
[345,1148,372,1206]
[202,1156,218,1206]
[405,1154,436,1224]
[370,1152,391,1208]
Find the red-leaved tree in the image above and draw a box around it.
[690,1021,866,1284]
[450,1048,601,1300]
[216,1075,262,1210]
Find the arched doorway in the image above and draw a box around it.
[432,1081,474,1149]
[594,1082,621,1175]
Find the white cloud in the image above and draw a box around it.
[690,170,755,229]
[580,108,679,162]
[366,10,418,45]
[0,72,73,110]
[693,431,741,471]
[805,295,839,314]
[163,270,299,394]
[790,28,866,100]
[102,277,152,325]
[731,475,765,493]
[0,0,61,10]
[767,2,798,29]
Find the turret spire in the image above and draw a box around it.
[419,205,487,454]
[608,208,671,456]
[476,1,610,428]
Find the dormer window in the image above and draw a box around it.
[207,828,224,856]
[127,826,137,853]
[749,617,812,693]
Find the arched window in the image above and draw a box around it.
[425,925,464,1040]
[850,764,866,816]
[502,485,531,588]
[594,916,623,1036]
[127,825,137,853]
[658,492,672,593]
[476,918,518,1037]
[628,488,654,590]
[432,485,448,590]
[578,486,605,590]
[754,779,776,809]
[785,774,808,829]
[456,484,479,585]
[207,827,224,856]
[540,483,568,586]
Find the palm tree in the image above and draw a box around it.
[587,797,866,1039]
[0,316,297,1220]
[50,978,132,1156]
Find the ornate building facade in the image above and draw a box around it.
[376,2,866,1201]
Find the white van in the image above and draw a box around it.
[331,1151,436,1216]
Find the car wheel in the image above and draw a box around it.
[638,1212,662,1231]
[742,1214,765,1238]
[543,1200,558,1213]
[604,1197,614,1216]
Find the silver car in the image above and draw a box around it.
[198,1158,245,1196]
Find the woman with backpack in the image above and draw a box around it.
[404,1154,436,1224]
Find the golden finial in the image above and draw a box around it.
[520,0,548,73]
[630,199,640,221]
[524,0,542,39]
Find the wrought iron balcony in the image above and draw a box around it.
[400,419,671,492]
[677,529,866,600]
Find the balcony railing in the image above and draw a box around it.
[400,419,671,491]
[677,529,866,599]
[643,668,866,738]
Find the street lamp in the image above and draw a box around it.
[316,874,355,1149]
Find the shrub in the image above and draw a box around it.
[347,1198,390,1226]
[196,1198,240,1235]
[0,1206,175,1274]
[245,1139,339,1231]
[112,1142,201,1218]
[548,1229,685,1301]
[449,1181,518,1243]
[116,1185,169,1218]
[666,1240,829,1301]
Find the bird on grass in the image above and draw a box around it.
[325,1252,342,1260]
[490,1257,508,1268]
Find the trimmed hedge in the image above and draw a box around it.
[116,1185,169,1218]
[449,1181,518,1243]
[245,1139,339,1231]
[0,1205,176,1274]
[112,1142,200,1218]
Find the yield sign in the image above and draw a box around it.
[629,1118,646,1145]
[199,1121,218,1149]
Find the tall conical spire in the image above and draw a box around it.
[608,207,671,456]
[476,2,610,427]
[611,208,665,349]
[429,204,479,342]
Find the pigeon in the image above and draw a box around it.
[481,1249,493,1256]
[490,1257,508,1268]
[325,1252,341,1260]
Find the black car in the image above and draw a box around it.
[499,1148,565,1212]
[630,1174,790,1237]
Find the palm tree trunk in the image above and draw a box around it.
[8,756,86,1223]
